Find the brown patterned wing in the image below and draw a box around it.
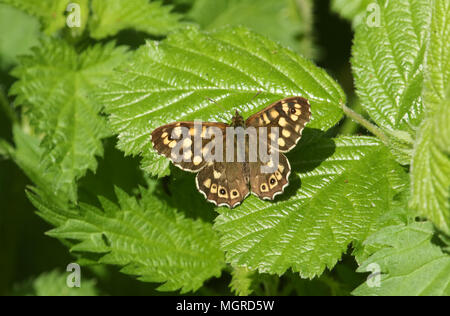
[151,121,228,172]
[249,153,291,200]
[245,96,311,153]
[196,162,250,208]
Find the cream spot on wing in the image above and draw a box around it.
[269,132,277,141]
[282,103,289,114]
[295,124,301,133]
[168,140,177,148]
[193,155,202,165]
[203,178,211,188]
[279,117,287,127]
[173,126,182,138]
[275,171,282,180]
[213,170,222,179]
[282,129,291,138]
[263,113,270,125]
[278,138,285,147]
[183,138,192,148]
[270,110,279,119]
[211,183,218,194]
[201,126,207,137]
[290,114,299,121]
[294,103,301,109]
[260,183,269,192]
[189,128,196,136]
[267,159,274,168]
[163,138,170,145]
[161,132,168,138]
[183,150,192,160]
[278,164,285,173]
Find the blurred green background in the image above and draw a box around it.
[0,0,366,295]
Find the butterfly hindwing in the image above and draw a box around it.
[151,121,228,172]
[196,162,250,208]
[246,97,311,153]
[249,153,291,200]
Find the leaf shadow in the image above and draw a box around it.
[157,166,217,223]
[271,128,336,203]
[78,137,146,206]
[428,223,450,256]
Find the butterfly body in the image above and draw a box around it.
[230,110,246,128]
[151,97,311,208]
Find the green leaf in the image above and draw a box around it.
[9,125,53,190]
[352,0,432,164]
[10,39,128,200]
[423,0,450,112]
[0,3,40,69]
[0,0,69,34]
[331,0,372,27]
[102,26,345,177]
[12,269,99,296]
[89,0,182,39]
[411,110,450,233]
[29,186,225,293]
[230,266,254,296]
[214,136,408,278]
[353,222,450,296]
[410,0,450,234]
[142,149,171,178]
[188,0,316,58]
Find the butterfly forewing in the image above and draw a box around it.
[246,97,311,153]
[151,121,228,172]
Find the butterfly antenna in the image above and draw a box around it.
[249,91,263,104]
[205,97,229,122]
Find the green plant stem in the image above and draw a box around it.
[340,100,364,135]
[342,103,388,144]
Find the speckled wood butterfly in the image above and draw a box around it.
[151,97,311,208]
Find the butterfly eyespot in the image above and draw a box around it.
[231,190,239,197]
[290,107,296,114]
[270,178,276,185]
[218,186,228,198]
[260,183,269,192]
